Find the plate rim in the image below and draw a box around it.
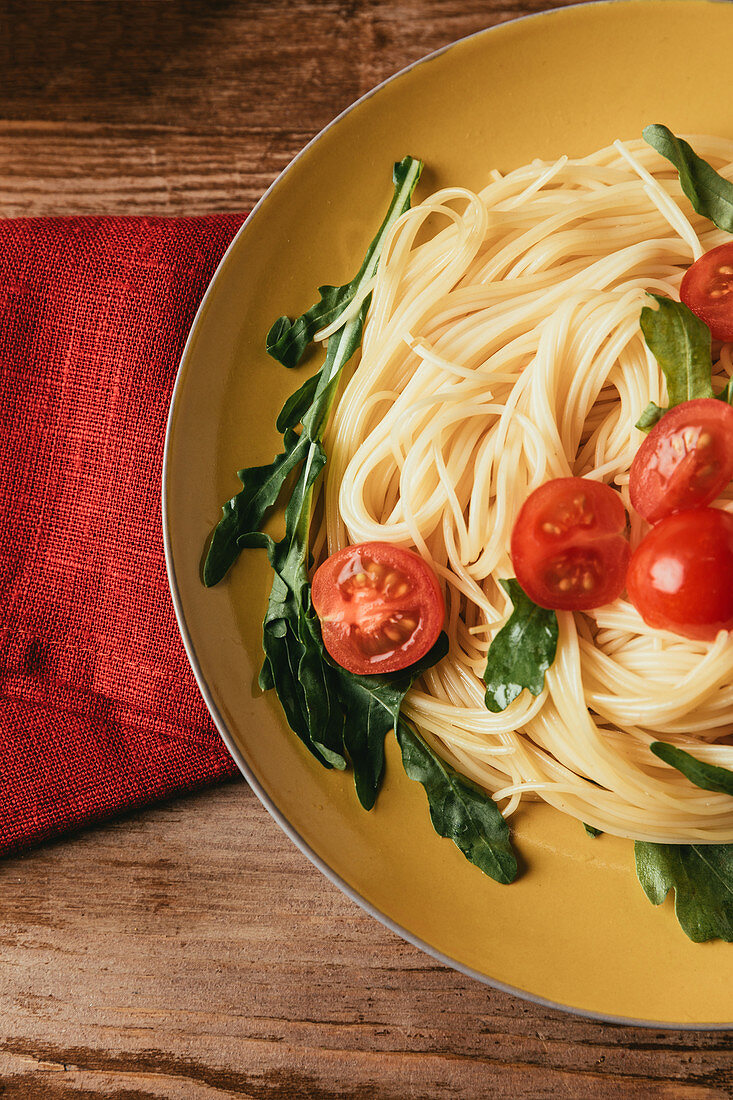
[162,0,733,1031]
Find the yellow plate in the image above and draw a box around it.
[164,0,733,1026]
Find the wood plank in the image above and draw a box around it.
[0,784,731,1099]
[0,0,579,218]
[0,121,305,216]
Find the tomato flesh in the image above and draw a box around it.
[510,477,630,611]
[311,541,445,674]
[626,508,733,641]
[629,398,733,523]
[680,242,733,342]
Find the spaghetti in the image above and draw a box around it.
[314,136,733,844]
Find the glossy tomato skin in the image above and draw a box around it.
[511,477,630,611]
[626,508,733,641]
[680,242,733,342]
[311,541,445,675]
[629,398,733,523]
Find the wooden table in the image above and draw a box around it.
[2,2,732,1096]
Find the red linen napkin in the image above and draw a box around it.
[0,214,247,857]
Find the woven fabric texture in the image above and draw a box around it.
[0,214,246,856]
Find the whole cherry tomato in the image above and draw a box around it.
[510,477,630,611]
[626,508,733,641]
[312,542,444,675]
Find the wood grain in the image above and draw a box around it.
[0,0,581,218]
[1,783,732,1100]
[1,1,732,1096]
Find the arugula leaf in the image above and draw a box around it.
[640,294,714,406]
[396,719,518,884]
[634,294,716,433]
[636,388,733,433]
[634,401,666,433]
[276,372,321,432]
[266,284,357,369]
[203,433,310,586]
[248,333,363,770]
[333,633,449,810]
[203,156,423,586]
[266,156,424,369]
[650,741,733,797]
[583,823,602,838]
[483,579,558,713]
[633,385,730,431]
[243,466,346,770]
[643,124,733,233]
[635,841,733,942]
[203,156,423,773]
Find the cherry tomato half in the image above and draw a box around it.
[629,398,733,524]
[311,542,445,675]
[680,242,733,342]
[510,477,630,611]
[626,508,733,641]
